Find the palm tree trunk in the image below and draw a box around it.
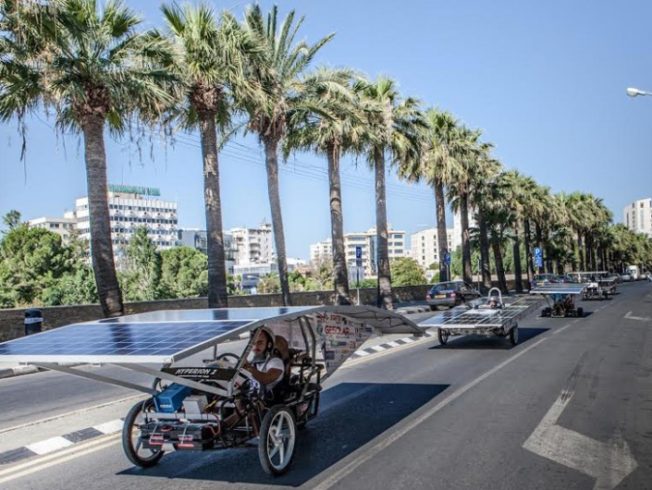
[263,137,292,306]
[524,219,534,287]
[490,228,508,293]
[576,230,584,271]
[81,116,123,317]
[460,192,473,284]
[477,212,492,291]
[374,147,393,309]
[327,143,350,305]
[199,114,228,308]
[512,226,523,293]
[434,179,448,282]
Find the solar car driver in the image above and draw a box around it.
[242,327,285,391]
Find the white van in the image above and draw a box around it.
[626,265,640,280]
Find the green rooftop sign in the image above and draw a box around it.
[109,185,161,197]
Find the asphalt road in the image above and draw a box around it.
[2,282,652,489]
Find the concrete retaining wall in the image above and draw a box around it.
[0,285,432,342]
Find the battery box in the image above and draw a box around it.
[154,384,192,413]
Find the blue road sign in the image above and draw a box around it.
[355,246,363,267]
[534,247,542,258]
[444,251,451,266]
[534,255,543,268]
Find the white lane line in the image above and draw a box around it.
[624,311,651,322]
[93,420,124,435]
[0,434,120,485]
[26,436,73,455]
[0,393,143,435]
[311,336,548,490]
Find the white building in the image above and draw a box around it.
[624,198,652,238]
[74,185,178,250]
[230,222,274,265]
[311,227,406,277]
[310,238,332,265]
[410,227,455,270]
[27,216,77,242]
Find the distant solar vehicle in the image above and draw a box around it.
[419,288,542,346]
[0,306,421,475]
[530,283,588,317]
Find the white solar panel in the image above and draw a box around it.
[530,284,587,295]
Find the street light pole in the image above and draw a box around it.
[626,87,652,97]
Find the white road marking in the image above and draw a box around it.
[353,350,370,357]
[370,345,386,352]
[0,434,120,485]
[93,419,124,434]
[624,311,651,322]
[401,337,415,343]
[386,341,401,348]
[26,436,73,455]
[523,391,637,490]
[311,336,548,490]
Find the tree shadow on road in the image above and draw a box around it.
[118,382,448,486]
[428,327,548,350]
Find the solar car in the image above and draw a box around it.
[0,306,421,476]
[530,283,588,318]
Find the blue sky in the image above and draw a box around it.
[2,0,652,259]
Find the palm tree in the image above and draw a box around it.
[160,3,258,308]
[447,125,486,284]
[402,108,463,283]
[355,77,424,309]
[0,0,174,316]
[284,68,361,305]
[240,5,333,306]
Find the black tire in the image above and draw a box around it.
[122,399,164,468]
[541,307,551,317]
[429,305,438,312]
[509,325,519,346]
[258,405,297,476]
[438,329,449,346]
[577,307,584,318]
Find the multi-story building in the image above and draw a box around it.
[230,222,274,265]
[177,228,237,273]
[311,227,406,277]
[74,185,178,251]
[410,227,455,270]
[27,215,78,242]
[309,238,333,265]
[624,198,652,238]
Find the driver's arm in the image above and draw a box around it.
[244,364,283,385]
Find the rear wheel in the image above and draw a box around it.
[541,307,551,317]
[509,325,519,346]
[122,399,164,468]
[577,307,584,318]
[429,305,438,312]
[258,405,297,476]
[438,329,449,346]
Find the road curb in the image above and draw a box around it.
[0,365,41,380]
[0,419,125,466]
[350,329,435,360]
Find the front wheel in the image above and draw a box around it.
[438,329,449,346]
[509,325,519,346]
[122,399,164,468]
[258,405,297,476]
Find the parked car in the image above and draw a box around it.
[620,273,632,282]
[426,281,481,310]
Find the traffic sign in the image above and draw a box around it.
[534,255,543,268]
[443,251,451,266]
[355,246,362,267]
[534,247,542,258]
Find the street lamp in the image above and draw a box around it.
[626,87,652,97]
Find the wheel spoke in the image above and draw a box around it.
[279,442,285,465]
[269,444,280,459]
